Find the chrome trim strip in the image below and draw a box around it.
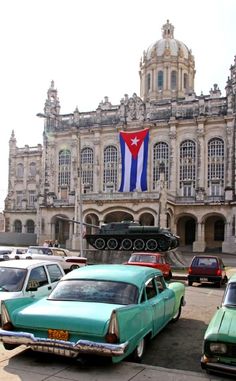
[0,330,129,357]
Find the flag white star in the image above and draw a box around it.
[131,136,139,146]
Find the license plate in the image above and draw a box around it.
[48,329,69,341]
[200,278,208,282]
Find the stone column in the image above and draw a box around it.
[193,221,206,252]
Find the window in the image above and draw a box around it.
[28,191,36,206]
[26,219,35,233]
[157,71,163,90]
[208,138,224,195]
[81,147,94,192]
[103,146,118,191]
[27,266,49,289]
[47,264,64,282]
[171,70,177,90]
[145,278,157,300]
[16,163,24,178]
[14,220,22,233]
[58,149,71,188]
[183,73,188,89]
[153,142,169,189]
[179,140,196,196]
[146,73,151,92]
[154,275,166,293]
[16,191,23,207]
[29,162,36,177]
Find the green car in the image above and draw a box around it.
[0,264,185,363]
[201,273,236,376]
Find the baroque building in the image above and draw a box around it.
[4,20,236,253]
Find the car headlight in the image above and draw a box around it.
[209,342,227,354]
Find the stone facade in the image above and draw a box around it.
[3,20,236,254]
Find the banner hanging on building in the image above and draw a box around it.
[119,128,149,192]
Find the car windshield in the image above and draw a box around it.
[0,267,27,292]
[223,282,236,307]
[48,279,139,305]
[129,254,157,263]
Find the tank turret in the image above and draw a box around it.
[85,221,179,252]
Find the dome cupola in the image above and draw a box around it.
[139,20,195,101]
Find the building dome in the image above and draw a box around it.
[140,20,195,101]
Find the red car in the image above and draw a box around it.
[187,255,228,287]
[125,252,172,280]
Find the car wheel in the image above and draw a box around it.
[70,264,80,271]
[130,337,145,363]
[215,280,221,288]
[188,280,193,286]
[171,302,182,323]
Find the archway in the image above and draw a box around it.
[177,215,196,246]
[204,215,225,251]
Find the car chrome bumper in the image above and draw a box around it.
[201,356,236,376]
[0,330,129,358]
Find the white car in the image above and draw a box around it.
[21,246,87,273]
[0,259,65,322]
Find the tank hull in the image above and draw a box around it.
[85,222,179,252]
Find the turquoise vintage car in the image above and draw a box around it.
[0,264,185,363]
[201,273,236,376]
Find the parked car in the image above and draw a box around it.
[0,248,11,262]
[187,255,228,287]
[19,246,87,273]
[0,264,185,363]
[0,259,65,323]
[7,247,28,259]
[201,273,236,376]
[125,252,172,280]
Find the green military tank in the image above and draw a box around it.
[85,221,179,252]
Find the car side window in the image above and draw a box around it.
[27,266,49,290]
[47,264,64,282]
[145,278,157,300]
[154,275,166,293]
[54,249,65,257]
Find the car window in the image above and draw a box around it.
[49,279,139,305]
[193,257,218,267]
[53,249,65,257]
[28,247,53,255]
[26,266,49,290]
[46,264,64,282]
[145,278,157,299]
[154,275,166,293]
[0,267,27,292]
[223,283,236,306]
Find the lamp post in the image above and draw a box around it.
[37,112,84,255]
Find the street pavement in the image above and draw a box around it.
[0,345,230,381]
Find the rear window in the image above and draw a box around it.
[192,257,218,267]
[129,254,157,263]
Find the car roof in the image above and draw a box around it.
[0,259,62,269]
[131,252,163,256]
[63,264,162,287]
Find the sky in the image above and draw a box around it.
[0,0,235,211]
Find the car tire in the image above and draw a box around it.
[171,302,182,323]
[70,264,80,271]
[130,337,145,363]
[188,280,193,286]
[215,281,221,288]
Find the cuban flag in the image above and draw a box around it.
[119,128,149,192]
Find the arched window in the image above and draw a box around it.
[153,142,169,189]
[29,162,36,177]
[26,220,35,233]
[58,149,71,188]
[16,163,24,178]
[208,138,224,196]
[171,70,177,90]
[14,220,22,233]
[179,140,196,196]
[81,147,94,192]
[157,71,163,90]
[103,146,118,191]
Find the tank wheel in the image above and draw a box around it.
[157,235,170,251]
[107,238,119,250]
[121,238,133,251]
[134,239,145,251]
[146,239,158,251]
[94,238,106,250]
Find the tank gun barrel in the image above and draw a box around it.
[56,216,99,229]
